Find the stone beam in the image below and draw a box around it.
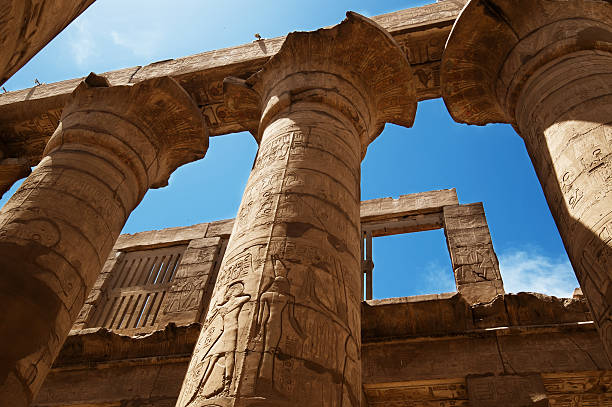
[360,189,458,236]
[0,0,96,86]
[0,1,463,168]
[360,188,459,221]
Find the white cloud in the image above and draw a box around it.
[110,29,162,59]
[499,248,579,298]
[424,261,456,294]
[70,19,96,66]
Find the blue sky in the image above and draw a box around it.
[1,0,579,299]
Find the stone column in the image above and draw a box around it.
[176,12,416,407]
[0,156,30,199]
[0,73,208,405]
[441,0,612,358]
[1,0,96,85]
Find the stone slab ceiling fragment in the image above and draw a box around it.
[0,73,208,406]
[177,12,416,407]
[0,0,96,85]
[441,0,612,359]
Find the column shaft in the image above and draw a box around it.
[0,75,207,405]
[515,51,612,355]
[0,158,30,199]
[179,103,362,407]
[177,12,416,406]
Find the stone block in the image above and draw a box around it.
[467,374,549,406]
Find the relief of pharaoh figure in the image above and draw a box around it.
[255,255,305,395]
[187,281,250,403]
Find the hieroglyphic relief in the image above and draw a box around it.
[0,75,207,404]
[393,27,449,98]
[364,379,468,407]
[535,121,612,357]
[195,282,250,398]
[254,255,305,395]
[176,12,417,406]
[467,374,548,407]
[452,246,501,284]
[178,104,363,407]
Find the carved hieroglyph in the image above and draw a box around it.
[0,0,96,85]
[443,203,504,304]
[0,73,207,405]
[441,0,612,359]
[176,12,416,407]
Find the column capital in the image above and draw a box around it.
[0,73,208,405]
[51,72,208,189]
[441,0,612,126]
[224,12,416,158]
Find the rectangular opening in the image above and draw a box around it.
[88,244,187,331]
[361,228,455,300]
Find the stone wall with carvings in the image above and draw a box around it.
[28,191,612,407]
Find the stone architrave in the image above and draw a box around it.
[176,12,416,407]
[467,374,549,407]
[0,73,208,405]
[441,0,612,359]
[0,0,96,85]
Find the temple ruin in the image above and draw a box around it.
[0,0,610,406]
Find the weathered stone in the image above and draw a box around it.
[176,12,416,407]
[0,157,30,199]
[443,203,505,303]
[442,0,612,353]
[0,1,465,171]
[466,374,549,406]
[0,0,95,85]
[29,291,607,407]
[158,237,225,326]
[0,74,207,404]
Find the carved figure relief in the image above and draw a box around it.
[255,255,305,395]
[186,282,250,403]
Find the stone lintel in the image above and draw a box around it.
[109,189,462,253]
[360,188,458,221]
[466,374,549,406]
[114,222,211,251]
[0,1,464,166]
[362,292,593,343]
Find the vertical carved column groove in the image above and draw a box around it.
[441,0,612,359]
[0,73,208,405]
[176,12,416,407]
